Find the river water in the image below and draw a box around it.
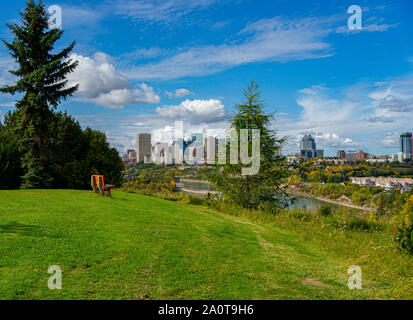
[179,180,361,213]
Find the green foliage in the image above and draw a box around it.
[0,1,123,190]
[207,81,289,213]
[0,126,22,189]
[393,196,413,255]
[394,224,413,254]
[292,160,413,183]
[81,128,124,187]
[121,164,177,195]
[0,0,78,188]
[318,205,332,217]
[1,110,123,189]
[295,182,410,218]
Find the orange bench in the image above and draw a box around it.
[91,175,116,197]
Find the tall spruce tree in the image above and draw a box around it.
[207,81,289,213]
[0,0,78,188]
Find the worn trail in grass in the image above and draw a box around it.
[0,190,373,299]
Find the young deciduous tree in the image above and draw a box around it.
[0,0,78,188]
[207,81,289,213]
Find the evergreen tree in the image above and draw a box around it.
[207,81,289,213]
[0,0,78,188]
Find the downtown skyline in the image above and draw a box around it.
[0,0,412,157]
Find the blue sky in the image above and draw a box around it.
[0,0,412,156]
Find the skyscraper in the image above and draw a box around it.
[300,135,324,160]
[137,133,152,163]
[300,135,316,151]
[400,132,413,160]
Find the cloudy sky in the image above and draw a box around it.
[0,0,412,156]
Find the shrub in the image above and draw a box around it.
[289,207,312,221]
[393,223,413,254]
[319,205,332,217]
[392,195,413,254]
[0,135,22,189]
[347,218,373,231]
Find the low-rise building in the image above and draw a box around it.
[350,177,413,192]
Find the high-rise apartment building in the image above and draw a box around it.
[137,133,152,163]
[400,132,412,160]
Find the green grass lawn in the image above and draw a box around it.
[0,189,411,300]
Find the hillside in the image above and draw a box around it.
[0,190,411,299]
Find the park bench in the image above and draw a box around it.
[91,175,115,197]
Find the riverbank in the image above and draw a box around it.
[287,186,371,212]
[174,178,217,198]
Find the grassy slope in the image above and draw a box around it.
[0,190,410,299]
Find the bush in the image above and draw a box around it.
[392,196,413,254]
[319,205,332,217]
[0,138,22,189]
[393,222,413,254]
[289,207,312,221]
[347,218,373,231]
[1,111,124,189]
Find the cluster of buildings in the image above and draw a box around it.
[124,131,413,166]
[122,133,218,165]
[350,177,413,193]
[287,132,413,164]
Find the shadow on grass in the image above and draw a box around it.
[0,222,57,238]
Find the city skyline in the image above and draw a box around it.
[0,0,412,157]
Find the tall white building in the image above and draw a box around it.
[152,142,171,164]
[204,136,216,164]
[188,145,204,163]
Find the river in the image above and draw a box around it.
[178,179,363,213]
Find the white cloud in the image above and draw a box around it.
[165,88,194,98]
[60,5,104,28]
[312,132,359,149]
[67,52,160,109]
[286,132,359,151]
[119,47,165,61]
[125,16,334,80]
[336,23,397,34]
[119,9,399,80]
[382,132,400,148]
[112,0,218,21]
[298,85,328,95]
[156,99,227,123]
[74,111,229,153]
[90,83,160,109]
[281,74,413,155]
[364,115,394,123]
[0,101,15,107]
[0,55,16,87]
